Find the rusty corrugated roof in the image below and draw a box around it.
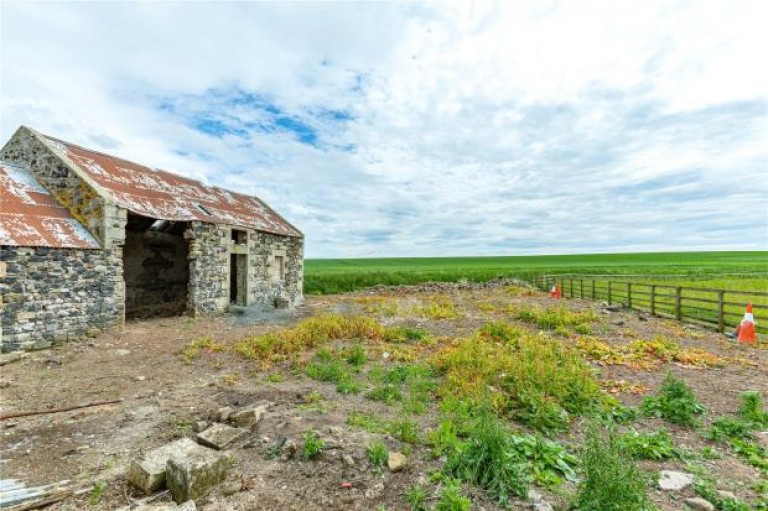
[0,161,101,249]
[41,134,302,237]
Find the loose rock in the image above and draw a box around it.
[229,402,270,427]
[387,452,407,472]
[217,407,233,422]
[685,497,715,511]
[757,431,768,449]
[659,470,694,491]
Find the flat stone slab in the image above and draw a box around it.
[229,401,271,427]
[166,445,229,503]
[659,470,694,491]
[127,438,200,494]
[196,423,247,450]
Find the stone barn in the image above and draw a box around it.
[0,126,303,352]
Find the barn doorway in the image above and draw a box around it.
[230,254,247,306]
[123,212,190,319]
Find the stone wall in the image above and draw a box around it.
[124,230,189,319]
[185,222,303,315]
[186,222,230,315]
[0,245,124,352]
[248,231,304,308]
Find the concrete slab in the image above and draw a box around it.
[166,446,229,503]
[196,423,247,450]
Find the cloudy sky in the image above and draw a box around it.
[1,1,766,258]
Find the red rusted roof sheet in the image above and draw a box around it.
[42,135,302,237]
[0,161,101,249]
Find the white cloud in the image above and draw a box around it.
[1,0,766,257]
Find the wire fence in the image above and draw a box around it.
[531,274,768,334]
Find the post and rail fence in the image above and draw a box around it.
[531,274,767,334]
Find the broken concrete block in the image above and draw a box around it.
[659,470,694,491]
[229,402,270,427]
[216,406,232,422]
[127,438,201,493]
[196,423,247,450]
[166,445,229,503]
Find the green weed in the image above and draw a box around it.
[301,431,325,460]
[88,481,106,506]
[366,440,388,468]
[346,344,367,367]
[181,335,225,363]
[617,429,679,460]
[435,479,471,511]
[406,484,428,511]
[366,383,403,404]
[574,422,651,511]
[642,372,705,426]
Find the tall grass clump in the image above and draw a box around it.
[233,314,386,362]
[513,306,598,331]
[433,322,606,432]
[642,372,705,426]
[574,422,651,511]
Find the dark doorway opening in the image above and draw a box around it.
[123,212,189,319]
[230,254,247,305]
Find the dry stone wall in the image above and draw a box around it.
[0,245,124,352]
[186,222,230,315]
[248,231,303,308]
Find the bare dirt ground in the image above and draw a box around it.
[1,284,766,510]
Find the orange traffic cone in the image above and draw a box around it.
[549,284,557,298]
[737,303,757,344]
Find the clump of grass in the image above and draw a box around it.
[233,314,386,362]
[406,485,428,511]
[617,429,679,460]
[266,372,285,383]
[642,372,705,427]
[88,481,107,506]
[513,306,598,330]
[384,326,433,344]
[694,480,751,511]
[413,296,461,320]
[347,411,391,434]
[578,336,726,369]
[221,372,239,386]
[366,383,403,404]
[345,344,367,367]
[391,417,421,444]
[433,322,607,433]
[366,440,388,468]
[435,479,471,511]
[740,390,768,427]
[301,431,325,460]
[181,335,225,362]
[305,348,361,394]
[574,422,651,511]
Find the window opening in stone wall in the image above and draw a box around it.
[273,255,285,282]
[231,229,247,245]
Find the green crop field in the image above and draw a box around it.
[305,251,767,295]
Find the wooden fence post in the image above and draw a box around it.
[569,277,574,298]
[650,285,656,315]
[675,287,682,320]
[627,282,632,309]
[607,281,612,304]
[717,290,725,333]
[580,279,584,298]
[591,279,596,299]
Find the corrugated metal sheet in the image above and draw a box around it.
[43,135,302,238]
[0,161,100,249]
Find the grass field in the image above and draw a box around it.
[305,251,768,295]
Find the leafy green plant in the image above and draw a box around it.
[427,419,460,458]
[641,372,705,426]
[346,344,367,367]
[436,479,471,511]
[694,480,750,511]
[406,484,428,511]
[367,440,388,468]
[301,431,325,460]
[306,353,361,394]
[574,422,651,511]
[443,407,529,505]
[739,391,768,427]
[366,383,403,404]
[618,429,679,460]
[707,417,755,442]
